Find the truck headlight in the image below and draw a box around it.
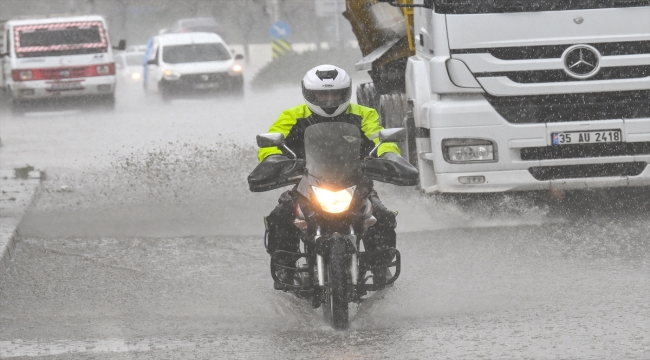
[312,186,355,213]
[442,139,497,163]
[163,69,181,80]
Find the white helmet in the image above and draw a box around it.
[302,64,352,117]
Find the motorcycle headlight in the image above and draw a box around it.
[311,186,355,213]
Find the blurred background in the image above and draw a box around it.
[0,0,359,63]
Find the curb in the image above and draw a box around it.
[0,171,43,280]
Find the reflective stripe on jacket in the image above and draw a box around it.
[258,103,401,162]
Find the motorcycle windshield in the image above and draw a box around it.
[304,122,361,184]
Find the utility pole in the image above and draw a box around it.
[334,0,341,48]
[271,0,279,22]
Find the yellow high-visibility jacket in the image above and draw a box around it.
[258,103,401,162]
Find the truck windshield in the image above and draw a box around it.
[432,0,650,14]
[15,22,108,58]
[162,43,231,64]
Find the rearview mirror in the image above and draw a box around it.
[256,133,285,148]
[235,54,244,60]
[378,128,406,143]
[147,59,157,65]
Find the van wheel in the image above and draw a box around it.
[10,99,25,116]
[161,88,172,103]
[97,95,116,110]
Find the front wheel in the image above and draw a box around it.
[323,242,350,330]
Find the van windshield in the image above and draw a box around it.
[15,22,108,58]
[162,43,231,64]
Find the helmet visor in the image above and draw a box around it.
[302,86,351,109]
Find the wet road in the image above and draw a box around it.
[1,85,649,359]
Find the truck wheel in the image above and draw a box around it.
[356,84,368,107]
[379,93,408,129]
[358,83,379,111]
[403,110,419,169]
[378,94,406,156]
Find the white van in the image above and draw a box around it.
[0,15,125,113]
[143,32,244,101]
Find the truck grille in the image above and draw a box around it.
[485,90,650,123]
[478,65,650,83]
[452,40,650,59]
[528,162,647,180]
[521,142,650,161]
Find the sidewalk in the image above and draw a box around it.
[0,170,43,278]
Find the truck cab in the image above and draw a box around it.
[350,0,650,194]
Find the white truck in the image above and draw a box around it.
[0,15,125,113]
[349,0,650,194]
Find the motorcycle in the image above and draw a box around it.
[248,122,418,329]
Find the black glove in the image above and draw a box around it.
[362,152,418,186]
[248,155,305,192]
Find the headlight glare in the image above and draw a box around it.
[312,186,355,213]
[162,69,181,80]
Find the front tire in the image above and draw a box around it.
[323,242,350,330]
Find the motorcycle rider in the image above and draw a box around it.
[257,64,402,286]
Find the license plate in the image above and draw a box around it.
[49,82,83,91]
[193,83,219,89]
[551,130,622,145]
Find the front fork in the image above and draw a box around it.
[316,225,358,287]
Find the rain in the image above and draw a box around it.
[0,0,649,358]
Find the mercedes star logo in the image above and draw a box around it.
[562,44,601,79]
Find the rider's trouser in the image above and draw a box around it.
[265,189,397,268]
